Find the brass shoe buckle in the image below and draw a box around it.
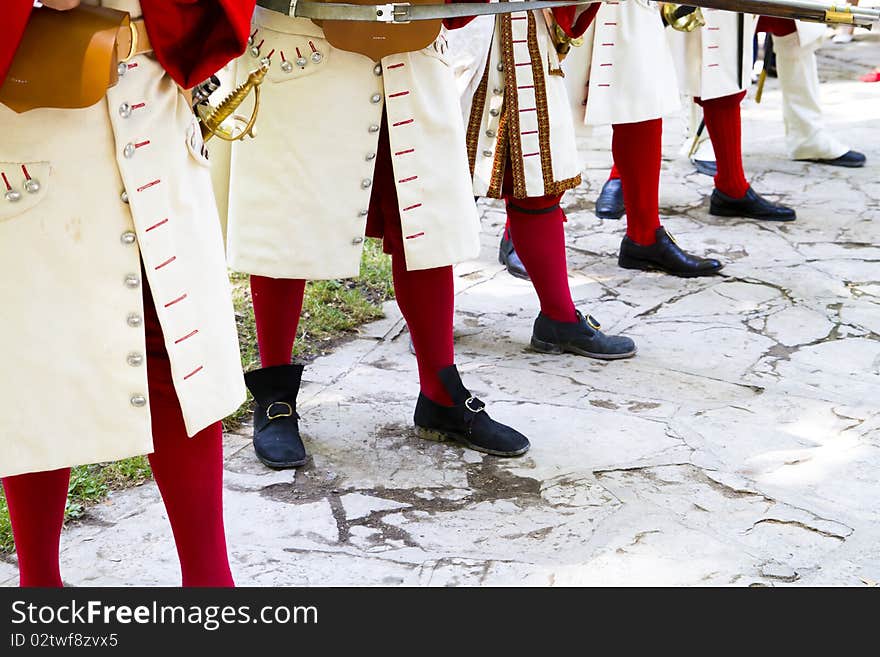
[266,401,294,420]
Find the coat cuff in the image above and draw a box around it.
[553,4,601,39]
[0,0,35,86]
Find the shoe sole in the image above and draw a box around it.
[596,209,625,220]
[498,254,531,281]
[618,257,724,278]
[529,337,637,360]
[709,207,796,222]
[804,159,865,169]
[255,453,308,469]
[414,426,530,457]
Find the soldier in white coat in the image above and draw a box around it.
[0,0,251,586]
[563,0,724,277]
[686,18,865,168]
[448,5,637,360]
[667,11,830,222]
[223,5,531,467]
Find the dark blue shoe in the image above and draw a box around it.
[595,178,625,220]
[245,364,308,469]
[531,310,636,360]
[805,150,866,168]
[710,186,796,222]
[499,231,530,280]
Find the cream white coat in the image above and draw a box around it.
[668,10,758,101]
[448,8,582,199]
[224,8,480,280]
[563,1,681,127]
[0,1,246,479]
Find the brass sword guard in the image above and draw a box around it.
[198,62,269,142]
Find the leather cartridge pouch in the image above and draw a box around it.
[314,0,443,62]
[0,6,131,114]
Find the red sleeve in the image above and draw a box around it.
[553,3,601,39]
[141,0,256,89]
[0,0,35,86]
[443,0,488,31]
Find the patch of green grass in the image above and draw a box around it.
[0,241,393,554]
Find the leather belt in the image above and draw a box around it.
[117,19,153,61]
[257,0,594,24]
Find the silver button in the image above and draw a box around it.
[127,313,143,328]
[361,179,372,189]
[117,62,127,77]
[295,56,307,68]
[123,143,136,159]
[497,63,504,72]
[127,352,144,367]
[358,209,369,217]
[24,179,40,194]
[489,108,500,117]
[130,394,147,408]
[119,102,132,118]
[373,63,383,76]
[120,231,137,245]
[371,93,382,104]
[365,152,376,161]
[352,237,364,245]
[124,274,141,289]
[250,45,260,58]
[281,60,293,73]
[368,124,380,133]
[311,51,323,64]
[483,149,493,157]
[493,87,503,95]
[486,130,496,138]
[5,190,21,202]
[120,190,129,204]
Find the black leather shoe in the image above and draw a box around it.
[709,186,796,222]
[531,310,636,360]
[691,158,718,177]
[806,150,866,168]
[414,365,530,457]
[595,178,625,220]
[498,231,530,280]
[619,226,723,278]
[244,364,307,469]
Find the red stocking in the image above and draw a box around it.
[696,91,750,198]
[505,195,577,323]
[1,468,69,587]
[143,287,233,587]
[250,275,306,368]
[612,119,662,246]
[608,163,620,181]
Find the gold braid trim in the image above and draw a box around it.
[466,61,490,176]
[500,11,527,199]
[487,107,509,198]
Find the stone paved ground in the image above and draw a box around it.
[4,31,878,587]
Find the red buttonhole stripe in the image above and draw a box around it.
[395,148,415,156]
[1,172,11,190]
[387,63,405,69]
[21,165,32,180]
[388,91,410,98]
[155,256,177,270]
[520,107,537,113]
[145,218,169,232]
[598,83,611,87]
[130,102,146,110]
[405,232,425,240]
[393,119,414,127]
[137,180,160,193]
[398,176,418,183]
[134,140,150,150]
[174,329,199,345]
[266,49,275,60]
[523,152,539,157]
[164,294,188,308]
[183,365,204,380]
[600,63,613,67]
[521,130,538,135]
[403,203,422,212]
[518,85,535,89]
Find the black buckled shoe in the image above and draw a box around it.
[805,150,866,168]
[531,310,636,360]
[414,365,530,457]
[498,231,530,280]
[595,178,625,220]
[709,186,796,222]
[244,364,307,469]
[619,226,723,278]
